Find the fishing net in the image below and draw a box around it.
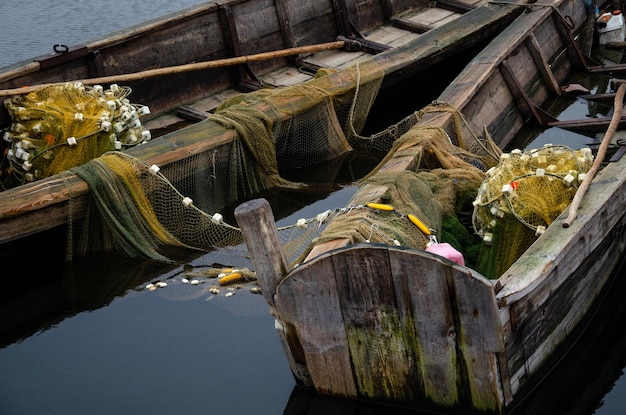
[1,82,150,189]
[291,102,502,267]
[3,56,590,283]
[472,144,594,279]
[65,58,397,264]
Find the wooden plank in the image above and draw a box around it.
[408,8,459,27]
[450,266,504,411]
[501,213,626,394]
[388,248,459,406]
[332,246,418,401]
[364,25,420,47]
[276,255,358,397]
[301,49,369,69]
[526,32,561,96]
[497,158,626,394]
[273,0,297,49]
[437,3,559,109]
[261,66,314,87]
[392,17,431,33]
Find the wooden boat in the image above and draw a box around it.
[234,0,626,413]
[0,0,529,251]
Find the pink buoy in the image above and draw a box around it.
[425,243,465,266]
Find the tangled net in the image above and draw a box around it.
[292,102,502,268]
[1,82,150,188]
[63,59,388,264]
[473,144,594,278]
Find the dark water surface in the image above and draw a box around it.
[1,1,626,414]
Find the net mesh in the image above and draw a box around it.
[472,145,594,279]
[0,57,592,282]
[63,59,390,264]
[1,82,150,189]
[292,102,502,266]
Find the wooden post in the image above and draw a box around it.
[234,198,290,311]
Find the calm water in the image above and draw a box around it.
[1,1,626,414]
[0,0,210,69]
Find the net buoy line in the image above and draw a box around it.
[129,152,439,237]
[82,151,442,265]
[0,40,348,97]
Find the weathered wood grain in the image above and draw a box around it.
[277,256,358,397]
[332,246,416,401]
[389,247,458,406]
[234,198,290,309]
[245,0,605,412]
[450,265,503,411]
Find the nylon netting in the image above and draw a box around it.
[1,57,593,283]
[472,144,593,279]
[65,59,395,264]
[1,82,150,189]
[292,102,502,267]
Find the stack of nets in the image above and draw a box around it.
[472,144,594,279]
[1,82,150,189]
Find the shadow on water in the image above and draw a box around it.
[0,251,180,349]
[0,148,379,349]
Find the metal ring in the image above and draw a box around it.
[53,44,69,53]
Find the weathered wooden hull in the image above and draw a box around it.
[235,0,626,412]
[0,0,526,247]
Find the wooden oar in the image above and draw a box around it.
[562,81,626,228]
[0,40,347,97]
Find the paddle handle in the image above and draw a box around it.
[0,40,346,97]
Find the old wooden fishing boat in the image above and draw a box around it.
[234,0,626,412]
[0,0,530,252]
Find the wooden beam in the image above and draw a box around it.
[218,4,262,91]
[499,59,559,125]
[273,0,297,49]
[526,32,561,96]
